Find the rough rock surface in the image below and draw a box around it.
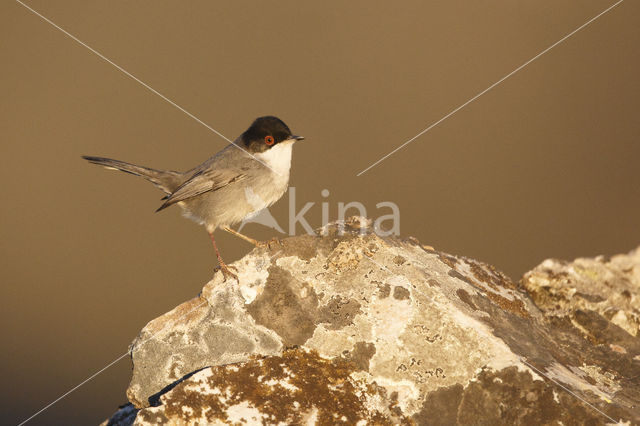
[103,218,640,425]
[521,248,640,338]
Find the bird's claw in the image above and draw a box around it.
[256,237,284,250]
[215,264,238,282]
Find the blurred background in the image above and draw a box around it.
[1,0,638,424]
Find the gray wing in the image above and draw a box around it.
[156,168,247,212]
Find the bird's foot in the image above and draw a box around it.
[215,263,238,282]
[255,237,284,250]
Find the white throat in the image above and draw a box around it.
[255,141,293,177]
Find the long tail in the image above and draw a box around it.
[82,156,183,194]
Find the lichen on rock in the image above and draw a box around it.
[103,218,640,425]
[132,348,410,425]
[521,247,640,337]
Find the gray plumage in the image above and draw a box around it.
[82,116,303,234]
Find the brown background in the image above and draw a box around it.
[2,1,639,424]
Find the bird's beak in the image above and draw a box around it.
[290,135,305,142]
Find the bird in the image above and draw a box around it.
[82,116,304,280]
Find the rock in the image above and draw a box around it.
[521,248,640,338]
[104,218,640,425]
[132,348,411,425]
[100,403,136,426]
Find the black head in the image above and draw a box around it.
[240,116,303,153]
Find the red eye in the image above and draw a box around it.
[265,135,275,145]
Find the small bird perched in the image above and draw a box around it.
[83,116,304,280]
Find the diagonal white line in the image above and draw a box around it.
[13,0,629,424]
[17,299,207,425]
[365,249,621,423]
[363,231,621,424]
[17,353,129,426]
[521,360,620,423]
[14,0,281,175]
[356,0,625,176]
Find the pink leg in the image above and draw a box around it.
[208,231,237,281]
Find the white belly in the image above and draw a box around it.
[178,142,293,231]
